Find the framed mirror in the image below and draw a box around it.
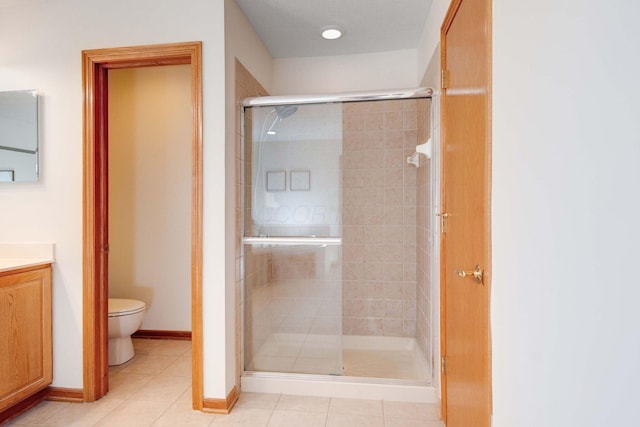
[0,90,39,182]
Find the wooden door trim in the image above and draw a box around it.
[82,42,203,409]
[440,0,493,423]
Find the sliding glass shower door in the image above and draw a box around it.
[243,102,343,375]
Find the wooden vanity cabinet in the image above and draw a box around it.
[0,265,52,412]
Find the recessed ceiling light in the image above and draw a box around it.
[321,25,343,40]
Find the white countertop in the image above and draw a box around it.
[0,243,55,273]
[0,258,53,273]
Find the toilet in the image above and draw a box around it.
[108,298,146,366]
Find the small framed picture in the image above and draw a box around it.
[290,170,310,191]
[0,170,15,182]
[266,170,286,192]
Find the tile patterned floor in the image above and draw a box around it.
[5,339,444,427]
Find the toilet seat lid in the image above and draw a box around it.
[108,298,145,317]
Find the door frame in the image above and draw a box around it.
[439,0,492,423]
[81,42,204,408]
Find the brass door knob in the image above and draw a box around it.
[455,265,483,284]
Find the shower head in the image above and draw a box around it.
[266,105,298,135]
[275,105,298,119]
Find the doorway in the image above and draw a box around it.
[81,42,203,408]
[108,65,192,337]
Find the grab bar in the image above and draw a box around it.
[242,236,342,246]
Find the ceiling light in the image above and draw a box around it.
[321,26,343,40]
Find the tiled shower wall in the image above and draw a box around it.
[416,99,432,357]
[342,99,426,337]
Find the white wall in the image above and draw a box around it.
[273,49,418,95]
[108,66,191,331]
[0,0,228,398]
[492,1,640,425]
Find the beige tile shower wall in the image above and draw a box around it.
[342,99,419,337]
[235,60,271,375]
[415,99,432,357]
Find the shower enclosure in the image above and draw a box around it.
[241,89,434,392]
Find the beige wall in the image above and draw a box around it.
[108,65,192,331]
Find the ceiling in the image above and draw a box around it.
[234,0,433,58]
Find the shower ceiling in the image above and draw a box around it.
[234,0,433,58]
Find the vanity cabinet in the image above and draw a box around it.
[0,265,52,412]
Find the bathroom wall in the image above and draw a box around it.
[273,50,418,95]
[108,65,192,331]
[490,1,640,425]
[341,99,420,337]
[0,0,230,397]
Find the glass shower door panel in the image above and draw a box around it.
[244,243,342,375]
[244,103,342,238]
[243,102,343,376]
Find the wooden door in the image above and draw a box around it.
[440,0,492,425]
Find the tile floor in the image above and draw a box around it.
[5,339,444,427]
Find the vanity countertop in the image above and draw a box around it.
[0,243,55,274]
[0,258,54,273]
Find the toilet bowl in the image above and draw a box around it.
[108,298,146,366]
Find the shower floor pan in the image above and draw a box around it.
[243,334,433,403]
[343,335,429,381]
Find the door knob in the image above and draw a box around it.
[455,265,483,284]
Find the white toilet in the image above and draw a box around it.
[108,298,146,366]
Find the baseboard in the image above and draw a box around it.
[0,387,83,424]
[45,387,84,402]
[132,329,192,340]
[201,386,239,414]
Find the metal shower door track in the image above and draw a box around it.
[242,87,433,108]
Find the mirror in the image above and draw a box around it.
[0,90,39,182]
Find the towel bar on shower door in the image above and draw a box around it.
[242,236,342,246]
